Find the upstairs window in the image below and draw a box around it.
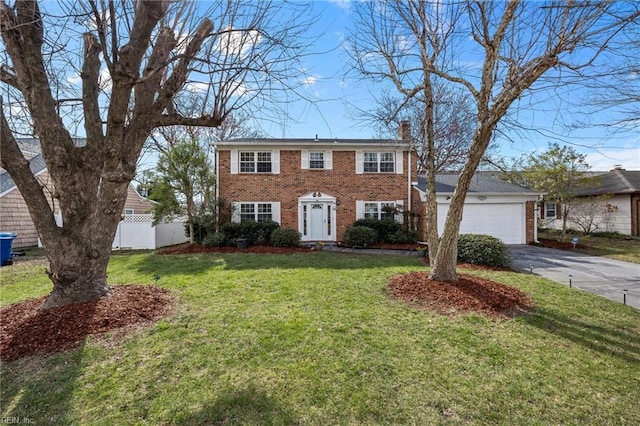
[309,152,325,169]
[240,151,272,173]
[363,152,395,173]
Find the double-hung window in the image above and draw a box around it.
[364,202,397,221]
[309,152,325,169]
[363,152,395,173]
[240,151,272,173]
[240,203,273,222]
[234,202,281,223]
[544,202,557,219]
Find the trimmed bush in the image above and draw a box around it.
[457,234,510,267]
[271,228,301,247]
[219,221,280,245]
[202,232,228,247]
[344,226,378,247]
[353,218,402,243]
[388,229,418,244]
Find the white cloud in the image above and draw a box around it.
[185,82,209,93]
[584,142,640,171]
[328,0,351,11]
[99,66,112,91]
[302,76,319,86]
[215,27,262,59]
[67,74,82,85]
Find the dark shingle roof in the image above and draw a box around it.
[576,169,640,196]
[0,154,47,194]
[416,173,540,195]
[216,138,407,147]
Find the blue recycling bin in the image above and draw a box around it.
[0,233,17,266]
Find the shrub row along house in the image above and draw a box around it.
[215,125,542,245]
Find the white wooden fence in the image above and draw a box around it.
[42,213,188,250]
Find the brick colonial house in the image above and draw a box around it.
[215,129,421,243]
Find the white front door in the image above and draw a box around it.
[309,203,326,240]
[298,192,337,242]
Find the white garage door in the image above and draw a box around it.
[437,203,525,244]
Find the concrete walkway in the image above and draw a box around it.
[509,245,640,309]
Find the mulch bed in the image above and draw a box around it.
[0,285,173,362]
[2,244,532,362]
[388,271,534,318]
[537,238,590,250]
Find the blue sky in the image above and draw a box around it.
[258,0,639,171]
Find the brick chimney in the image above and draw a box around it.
[399,120,411,141]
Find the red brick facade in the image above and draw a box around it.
[217,142,419,242]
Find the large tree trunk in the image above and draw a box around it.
[38,179,130,309]
[41,241,113,310]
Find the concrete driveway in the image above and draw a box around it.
[509,245,640,310]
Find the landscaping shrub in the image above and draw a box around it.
[344,226,378,247]
[388,229,418,244]
[457,234,510,267]
[219,221,280,245]
[186,213,216,244]
[270,228,301,247]
[202,232,228,247]
[353,218,402,243]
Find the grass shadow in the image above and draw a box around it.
[522,306,640,364]
[0,346,84,424]
[132,251,421,277]
[174,385,297,425]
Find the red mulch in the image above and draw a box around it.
[0,285,173,362]
[2,244,531,361]
[538,238,590,250]
[388,271,534,318]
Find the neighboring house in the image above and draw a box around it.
[215,131,420,243]
[414,174,542,245]
[541,167,640,236]
[1,143,155,248]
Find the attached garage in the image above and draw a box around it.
[416,174,542,245]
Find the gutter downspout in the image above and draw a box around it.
[407,147,412,224]
[215,145,220,232]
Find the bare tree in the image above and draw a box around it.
[348,0,639,281]
[368,84,484,172]
[0,0,314,309]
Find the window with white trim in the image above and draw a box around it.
[364,202,396,221]
[240,151,272,173]
[239,203,273,222]
[309,151,325,169]
[234,202,281,223]
[364,152,394,173]
[545,202,557,219]
[124,209,134,215]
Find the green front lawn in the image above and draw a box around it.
[538,230,640,264]
[2,252,639,425]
